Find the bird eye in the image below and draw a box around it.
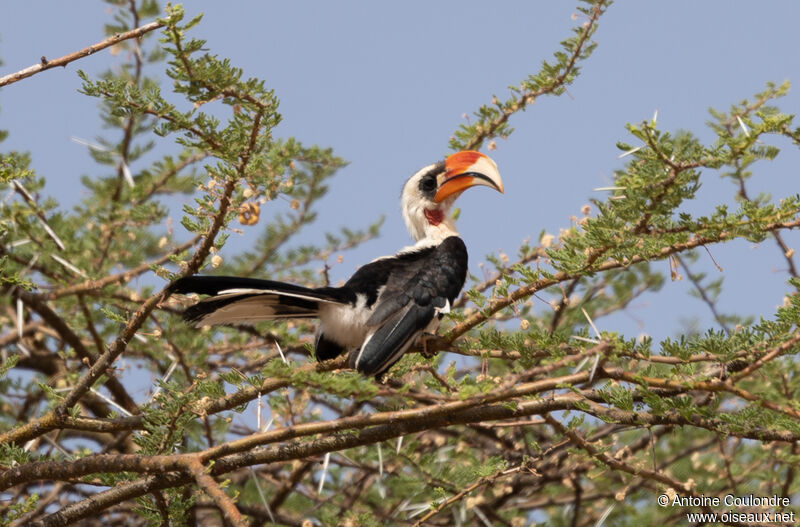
[420,175,436,192]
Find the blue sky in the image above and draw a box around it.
[2,1,799,342]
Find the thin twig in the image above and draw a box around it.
[185,457,246,527]
[0,21,165,87]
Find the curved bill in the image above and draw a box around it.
[434,150,504,203]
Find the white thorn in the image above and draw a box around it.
[473,506,493,527]
[11,182,64,250]
[256,392,262,431]
[121,161,135,188]
[16,298,24,338]
[572,356,590,374]
[249,467,275,523]
[149,358,179,403]
[37,217,66,251]
[9,239,31,248]
[617,146,642,159]
[377,443,384,476]
[52,255,86,277]
[395,499,410,518]
[70,136,109,152]
[595,504,615,526]
[90,388,132,417]
[453,506,462,527]
[317,452,330,494]
[396,436,404,454]
[161,358,179,384]
[588,354,601,383]
[261,417,274,433]
[274,340,287,364]
[570,336,601,345]
[405,503,431,519]
[376,480,387,499]
[10,180,35,202]
[581,307,601,339]
[16,343,31,357]
[652,109,658,125]
[22,253,40,275]
[43,433,72,457]
[593,186,626,191]
[736,115,751,138]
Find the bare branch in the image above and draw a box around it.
[0,21,165,88]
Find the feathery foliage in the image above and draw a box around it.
[2,1,800,526]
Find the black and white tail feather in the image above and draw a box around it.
[170,150,502,377]
[174,276,348,324]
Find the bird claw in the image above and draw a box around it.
[418,333,440,358]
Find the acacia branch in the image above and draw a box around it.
[0,373,593,490]
[462,0,609,151]
[676,254,732,334]
[544,413,690,488]
[443,216,800,343]
[14,289,138,415]
[43,235,201,300]
[26,388,800,527]
[606,345,800,421]
[0,20,165,88]
[0,180,237,447]
[184,457,246,527]
[25,396,581,526]
[543,415,758,527]
[10,358,800,496]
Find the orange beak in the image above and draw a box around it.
[433,150,504,203]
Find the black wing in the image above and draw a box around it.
[349,236,468,376]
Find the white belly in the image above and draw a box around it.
[317,294,373,350]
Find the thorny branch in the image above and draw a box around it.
[442,216,800,346]
[461,1,609,151]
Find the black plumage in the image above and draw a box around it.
[170,236,468,376]
[350,236,468,374]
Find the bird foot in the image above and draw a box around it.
[418,333,441,358]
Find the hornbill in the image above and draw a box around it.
[170,150,503,376]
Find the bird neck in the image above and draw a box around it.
[416,210,458,244]
[402,193,459,243]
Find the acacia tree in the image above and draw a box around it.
[2,1,800,526]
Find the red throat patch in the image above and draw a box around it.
[424,208,444,226]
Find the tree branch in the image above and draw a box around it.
[0,20,165,88]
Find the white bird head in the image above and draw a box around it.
[401,150,503,243]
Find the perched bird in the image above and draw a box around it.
[170,150,503,376]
